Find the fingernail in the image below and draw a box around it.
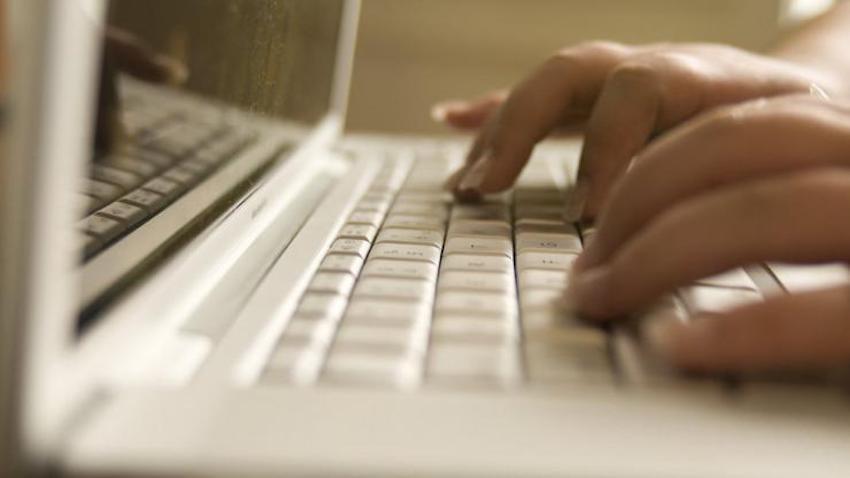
[457,154,492,193]
[157,56,189,84]
[563,178,589,223]
[443,165,469,192]
[430,101,463,122]
[564,265,610,316]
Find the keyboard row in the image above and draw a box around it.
[262,152,615,388]
[78,104,255,258]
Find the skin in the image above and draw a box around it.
[437,4,850,373]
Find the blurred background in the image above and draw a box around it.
[347,0,835,134]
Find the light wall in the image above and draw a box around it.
[347,0,786,134]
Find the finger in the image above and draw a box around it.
[648,285,850,372]
[94,54,124,153]
[431,91,507,130]
[577,97,850,272]
[569,63,662,220]
[571,168,850,318]
[451,43,631,196]
[104,28,187,84]
[442,111,500,195]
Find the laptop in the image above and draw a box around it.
[3,0,850,476]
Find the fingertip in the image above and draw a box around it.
[150,55,189,85]
[430,104,449,123]
[563,178,590,223]
[569,265,616,319]
[430,101,467,123]
[647,317,723,371]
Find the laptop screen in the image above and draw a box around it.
[105,0,343,126]
[78,0,346,326]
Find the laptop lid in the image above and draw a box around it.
[0,0,359,466]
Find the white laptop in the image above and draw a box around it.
[3,0,850,476]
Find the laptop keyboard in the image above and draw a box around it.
[260,146,766,389]
[78,94,255,259]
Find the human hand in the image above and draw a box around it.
[567,94,850,373]
[95,27,187,152]
[438,42,839,219]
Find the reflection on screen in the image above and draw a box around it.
[108,0,343,122]
[78,0,344,326]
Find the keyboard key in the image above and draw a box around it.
[163,167,197,185]
[516,232,582,254]
[767,262,850,293]
[346,300,429,326]
[122,146,175,168]
[431,316,516,343]
[514,189,563,205]
[347,210,383,227]
[517,251,578,271]
[370,243,440,263]
[514,205,564,222]
[78,214,122,240]
[361,192,395,205]
[329,238,371,258]
[92,165,142,189]
[427,343,521,386]
[438,271,513,292]
[447,221,511,239]
[334,323,416,354]
[519,269,570,290]
[362,259,438,280]
[515,222,576,236]
[79,193,105,214]
[142,177,182,198]
[451,204,510,222]
[356,199,391,214]
[523,321,607,346]
[121,189,166,211]
[308,272,356,295]
[435,292,516,318]
[296,294,347,320]
[383,214,445,230]
[323,352,415,386]
[519,289,564,312]
[525,342,612,384]
[318,254,364,275]
[679,286,762,315]
[395,191,452,204]
[179,159,211,175]
[107,156,159,177]
[441,254,512,273]
[444,237,511,257]
[390,203,448,219]
[96,202,145,225]
[376,228,444,247]
[85,179,124,202]
[354,278,434,301]
[694,268,758,290]
[337,224,378,242]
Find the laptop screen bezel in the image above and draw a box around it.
[6,0,361,461]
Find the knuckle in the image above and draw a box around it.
[553,41,626,64]
[572,40,625,57]
[607,62,661,89]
